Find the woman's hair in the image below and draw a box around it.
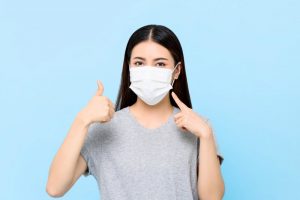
[115,24,193,111]
[114,24,203,176]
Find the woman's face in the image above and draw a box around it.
[129,40,181,79]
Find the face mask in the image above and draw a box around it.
[129,63,179,106]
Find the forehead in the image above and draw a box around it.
[131,40,173,60]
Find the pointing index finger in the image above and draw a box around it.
[171,91,188,110]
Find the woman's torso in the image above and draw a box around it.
[80,106,199,200]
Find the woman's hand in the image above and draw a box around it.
[171,91,213,139]
[78,80,115,126]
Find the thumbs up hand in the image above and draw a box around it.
[78,80,115,126]
[171,91,212,139]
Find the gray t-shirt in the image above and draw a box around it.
[80,106,223,200]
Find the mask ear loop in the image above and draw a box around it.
[171,63,179,86]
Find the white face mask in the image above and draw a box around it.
[129,63,179,106]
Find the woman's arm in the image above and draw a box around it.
[170,92,225,199]
[46,113,90,197]
[46,80,114,197]
[197,133,225,200]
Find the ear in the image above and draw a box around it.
[174,62,182,80]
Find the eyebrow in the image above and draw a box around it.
[133,57,168,61]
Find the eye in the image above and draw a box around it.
[134,61,143,66]
[155,62,166,67]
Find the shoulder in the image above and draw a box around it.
[108,106,130,125]
[90,106,127,126]
[113,106,129,119]
[87,106,129,135]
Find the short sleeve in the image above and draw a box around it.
[213,132,224,165]
[196,131,224,166]
[80,122,99,177]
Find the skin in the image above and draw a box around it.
[46,39,225,199]
[171,92,225,200]
[128,40,181,128]
[129,40,225,199]
[46,80,115,197]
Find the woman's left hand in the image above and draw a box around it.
[171,91,213,139]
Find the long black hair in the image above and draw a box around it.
[115,24,193,111]
[113,24,217,176]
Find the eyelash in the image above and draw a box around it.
[134,61,143,66]
[156,62,166,67]
[133,61,166,67]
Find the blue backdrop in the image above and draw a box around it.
[0,0,299,199]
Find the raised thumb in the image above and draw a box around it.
[95,80,104,96]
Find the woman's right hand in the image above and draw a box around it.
[78,80,115,126]
[46,80,114,197]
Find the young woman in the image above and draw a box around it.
[46,24,225,200]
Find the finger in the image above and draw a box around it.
[176,117,184,126]
[174,112,183,119]
[108,100,115,116]
[108,107,113,120]
[109,99,116,115]
[108,104,115,119]
[174,117,180,126]
[174,116,181,124]
[96,80,104,96]
[105,108,113,122]
[108,99,115,111]
[171,91,188,110]
[174,115,183,123]
[175,115,184,124]
[175,118,187,132]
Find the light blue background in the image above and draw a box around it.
[0,0,299,199]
